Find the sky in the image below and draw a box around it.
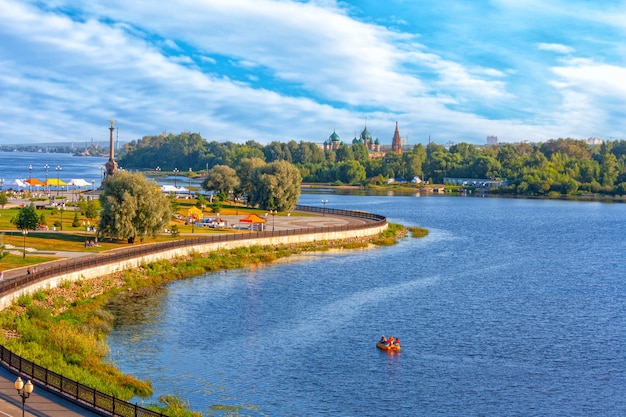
[1,0,625,147]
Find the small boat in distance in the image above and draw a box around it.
[377,336,401,351]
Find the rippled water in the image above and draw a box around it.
[107,194,626,416]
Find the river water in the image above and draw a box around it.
[105,192,625,416]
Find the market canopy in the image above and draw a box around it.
[6,179,27,188]
[161,185,178,193]
[239,214,266,224]
[46,178,68,186]
[68,178,90,187]
[187,206,202,219]
[25,178,45,186]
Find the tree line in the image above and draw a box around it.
[119,133,626,196]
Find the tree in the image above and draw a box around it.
[12,204,39,230]
[249,160,302,211]
[202,165,240,196]
[334,161,366,184]
[85,199,99,220]
[235,158,265,202]
[0,193,7,208]
[99,171,171,242]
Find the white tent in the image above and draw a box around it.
[68,178,90,187]
[6,179,27,189]
[161,185,179,193]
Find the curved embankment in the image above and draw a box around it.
[0,205,386,310]
[0,205,387,417]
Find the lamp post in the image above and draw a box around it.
[270,209,277,231]
[92,180,95,191]
[188,167,192,196]
[156,166,161,174]
[28,164,32,192]
[60,204,64,231]
[55,165,62,196]
[173,168,179,187]
[22,229,28,258]
[44,164,49,194]
[321,199,328,216]
[0,177,4,191]
[14,377,34,417]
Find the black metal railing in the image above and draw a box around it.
[0,205,386,416]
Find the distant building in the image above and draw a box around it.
[351,124,381,153]
[324,121,404,157]
[586,137,604,146]
[487,135,498,145]
[323,130,342,151]
[391,121,403,154]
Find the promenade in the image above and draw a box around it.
[0,204,382,416]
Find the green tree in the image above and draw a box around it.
[249,160,302,211]
[334,161,366,184]
[0,193,8,208]
[85,199,99,220]
[335,144,354,163]
[12,204,39,230]
[351,142,369,163]
[202,165,240,196]
[99,171,171,242]
[235,158,266,203]
[72,211,80,227]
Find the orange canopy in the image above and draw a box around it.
[239,214,266,223]
[25,178,45,186]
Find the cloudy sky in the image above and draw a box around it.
[1,0,625,147]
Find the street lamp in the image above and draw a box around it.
[28,164,32,192]
[44,164,49,194]
[59,204,64,231]
[173,168,179,187]
[0,177,4,191]
[14,377,34,417]
[270,209,277,231]
[21,229,28,258]
[92,180,95,191]
[321,199,328,216]
[55,165,62,196]
[188,168,192,196]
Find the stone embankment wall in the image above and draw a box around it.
[0,220,387,310]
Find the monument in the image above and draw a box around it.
[104,120,118,179]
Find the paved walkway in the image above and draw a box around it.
[0,207,379,416]
[0,365,101,416]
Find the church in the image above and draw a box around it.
[323,122,404,157]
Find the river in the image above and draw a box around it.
[105,192,626,416]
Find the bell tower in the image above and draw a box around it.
[391,121,402,154]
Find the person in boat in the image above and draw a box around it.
[387,336,395,346]
[393,337,401,347]
[379,336,387,344]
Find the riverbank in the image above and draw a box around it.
[0,217,413,416]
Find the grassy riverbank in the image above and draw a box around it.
[0,223,424,416]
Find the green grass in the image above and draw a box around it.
[408,226,429,238]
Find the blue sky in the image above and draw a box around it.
[1,0,625,146]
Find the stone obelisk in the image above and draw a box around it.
[104,120,118,179]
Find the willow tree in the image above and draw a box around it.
[202,164,240,196]
[249,160,301,211]
[99,171,171,242]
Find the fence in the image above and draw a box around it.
[0,205,386,416]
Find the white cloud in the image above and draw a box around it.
[0,0,624,145]
[538,43,575,54]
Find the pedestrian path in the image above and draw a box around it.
[0,365,101,416]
